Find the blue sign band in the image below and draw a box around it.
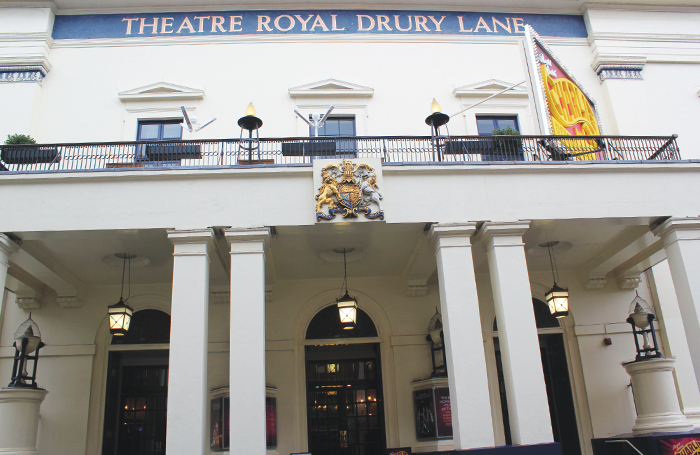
[52,10,587,39]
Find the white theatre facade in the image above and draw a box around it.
[1,2,700,455]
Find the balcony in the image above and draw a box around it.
[0,134,681,173]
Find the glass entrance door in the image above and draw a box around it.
[306,344,385,455]
[117,364,169,454]
[103,350,168,455]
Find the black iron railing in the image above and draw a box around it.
[0,135,681,173]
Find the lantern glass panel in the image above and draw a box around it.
[545,287,569,318]
[338,306,357,324]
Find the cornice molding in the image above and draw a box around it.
[289,78,374,98]
[454,78,529,97]
[118,81,204,101]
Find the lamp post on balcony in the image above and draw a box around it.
[425,99,450,161]
[238,103,263,164]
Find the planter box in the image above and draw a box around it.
[144,144,201,161]
[282,141,337,157]
[1,147,59,164]
[444,138,523,161]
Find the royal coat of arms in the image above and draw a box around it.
[315,160,384,221]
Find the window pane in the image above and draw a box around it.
[324,120,340,136]
[476,118,496,136]
[139,124,160,140]
[338,119,354,135]
[162,123,182,140]
[495,118,518,131]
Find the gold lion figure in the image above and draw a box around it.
[315,172,340,213]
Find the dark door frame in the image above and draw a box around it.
[305,343,387,455]
[102,349,169,455]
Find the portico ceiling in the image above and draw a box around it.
[6,216,662,292]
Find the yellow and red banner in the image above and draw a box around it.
[526,26,603,160]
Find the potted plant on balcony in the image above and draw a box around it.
[2,134,59,165]
[487,126,524,161]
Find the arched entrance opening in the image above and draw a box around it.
[493,299,581,455]
[102,309,171,455]
[305,305,385,455]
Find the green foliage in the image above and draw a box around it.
[491,126,520,136]
[4,134,37,145]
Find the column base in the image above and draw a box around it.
[623,358,694,435]
[632,412,694,435]
[0,388,48,455]
[681,406,700,429]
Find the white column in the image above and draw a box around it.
[0,388,48,455]
[225,227,270,455]
[477,221,553,445]
[166,229,213,455]
[654,217,700,392]
[647,261,700,426]
[623,358,693,434]
[0,235,20,339]
[429,223,495,449]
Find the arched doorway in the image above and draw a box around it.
[493,299,581,455]
[305,305,386,455]
[102,309,171,455]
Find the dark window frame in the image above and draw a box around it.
[137,119,183,141]
[310,116,356,137]
[476,115,520,136]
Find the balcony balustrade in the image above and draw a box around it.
[0,135,681,173]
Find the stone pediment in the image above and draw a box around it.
[289,78,374,97]
[453,79,528,97]
[118,82,204,101]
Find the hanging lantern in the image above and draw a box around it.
[108,253,136,336]
[542,241,569,318]
[336,248,358,330]
[545,283,569,319]
[337,292,358,330]
[108,297,133,336]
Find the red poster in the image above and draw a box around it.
[659,437,700,455]
[266,397,277,448]
[434,388,453,438]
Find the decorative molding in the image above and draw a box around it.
[406,284,427,297]
[289,78,374,98]
[210,291,230,305]
[118,81,204,101]
[453,78,529,97]
[583,276,607,290]
[592,54,646,82]
[57,295,82,308]
[0,69,44,83]
[618,274,642,290]
[16,296,41,310]
[0,54,51,84]
[597,69,643,81]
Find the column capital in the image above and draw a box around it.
[224,227,270,254]
[167,229,214,257]
[167,228,215,245]
[476,221,531,247]
[0,234,20,259]
[429,223,478,248]
[653,217,700,244]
